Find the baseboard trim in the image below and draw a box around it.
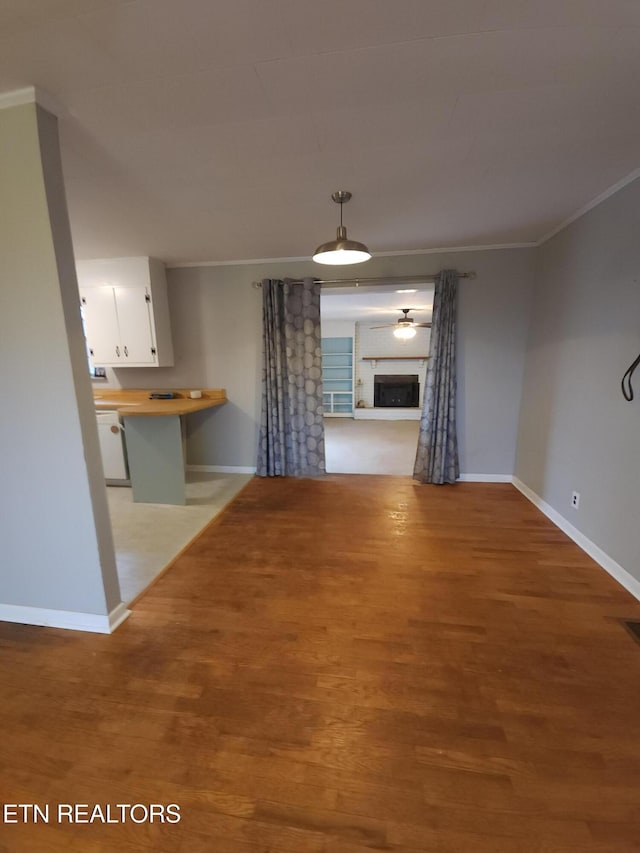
[512,477,640,602]
[353,409,422,421]
[458,473,514,483]
[187,464,257,475]
[0,601,131,634]
[108,602,131,632]
[188,465,512,482]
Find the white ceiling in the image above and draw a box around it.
[2,1,640,264]
[321,284,433,322]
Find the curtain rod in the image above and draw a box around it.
[253,272,476,288]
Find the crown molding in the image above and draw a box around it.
[0,85,61,115]
[167,254,311,268]
[537,166,640,245]
[166,241,537,270]
[372,242,537,257]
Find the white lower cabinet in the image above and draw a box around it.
[77,257,174,368]
[96,411,128,482]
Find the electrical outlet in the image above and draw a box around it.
[571,491,580,510]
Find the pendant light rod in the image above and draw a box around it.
[332,190,350,237]
[253,272,476,288]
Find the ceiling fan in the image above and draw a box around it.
[370,308,432,340]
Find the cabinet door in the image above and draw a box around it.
[96,415,128,480]
[114,287,156,364]
[80,286,122,364]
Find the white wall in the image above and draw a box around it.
[355,321,429,409]
[516,177,640,585]
[99,249,535,476]
[321,318,356,339]
[0,100,122,625]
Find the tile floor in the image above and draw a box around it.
[107,471,253,604]
[324,417,420,475]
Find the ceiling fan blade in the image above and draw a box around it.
[415,322,432,327]
[369,324,395,329]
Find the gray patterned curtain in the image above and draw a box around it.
[257,278,325,477]
[413,269,459,485]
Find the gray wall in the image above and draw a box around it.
[0,102,121,616]
[516,178,640,582]
[104,248,535,475]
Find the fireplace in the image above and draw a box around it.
[374,374,420,408]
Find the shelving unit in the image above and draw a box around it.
[322,337,353,416]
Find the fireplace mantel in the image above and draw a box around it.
[362,356,429,368]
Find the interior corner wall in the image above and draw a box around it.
[103,249,535,474]
[0,100,122,620]
[515,177,640,585]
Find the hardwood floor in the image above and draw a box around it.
[1,476,640,852]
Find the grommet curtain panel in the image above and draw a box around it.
[413,269,459,485]
[257,278,326,477]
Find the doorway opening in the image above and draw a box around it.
[320,283,433,475]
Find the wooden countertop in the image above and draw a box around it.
[93,388,227,417]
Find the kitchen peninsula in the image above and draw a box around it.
[94,388,227,505]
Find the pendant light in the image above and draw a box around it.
[313,190,372,265]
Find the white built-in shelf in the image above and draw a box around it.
[322,336,354,416]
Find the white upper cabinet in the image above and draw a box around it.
[77,257,174,368]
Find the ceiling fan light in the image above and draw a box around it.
[394,325,417,340]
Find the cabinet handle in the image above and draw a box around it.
[124,346,128,357]
[115,346,120,357]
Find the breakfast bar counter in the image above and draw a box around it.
[94,388,226,416]
[93,389,227,505]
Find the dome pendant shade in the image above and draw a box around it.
[313,225,371,265]
[313,191,371,265]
